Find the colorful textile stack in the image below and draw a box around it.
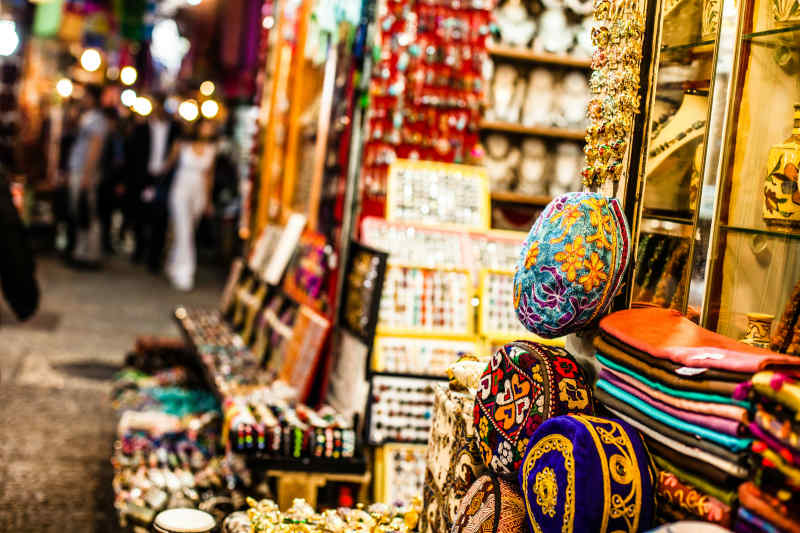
[735,371,800,532]
[594,307,800,528]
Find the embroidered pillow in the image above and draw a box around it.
[513,192,630,338]
[473,341,594,477]
[450,474,530,533]
[519,414,656,533]
[421,384,486,533]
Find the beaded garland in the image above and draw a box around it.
[582,0,646,187]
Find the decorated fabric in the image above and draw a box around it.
[739,482,800,533]
[422,384,487,533]
[737,507,782,533]
[752,372,800,413]
[656,470,732,527]
[519,414,656,533]
[652,455,737,507]
[513,192,630,338]
[450,474,530,533]
[754,405,800,451]
[474,342,594,476]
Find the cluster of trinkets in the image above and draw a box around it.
[582,0,645,187]
[224,497,421,533]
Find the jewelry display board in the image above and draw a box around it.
[385,160,490,231]
[377,265,473,337]
[338,240,389,346]
[373,443,428,505]
[367,374,437,446]
[371,336,480,377]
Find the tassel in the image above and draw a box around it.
[733,381,752,401]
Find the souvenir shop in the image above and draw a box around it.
[106,0,800,529]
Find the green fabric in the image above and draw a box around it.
[596,380,752,451]
[596,354,751,408]
[653,455,738,506]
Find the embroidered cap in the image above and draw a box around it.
[519,414,656,533]
[473,341,594,477]
[513,192,630,338]
[450,474,530,533]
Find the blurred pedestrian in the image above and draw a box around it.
[127,94,179,272]
[66,84,108,267]
[98,106,126,254]
[164,119,217,291]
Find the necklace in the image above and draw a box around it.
[649,106,679,139]
[648,120,705,157]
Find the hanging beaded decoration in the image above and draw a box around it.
[582,0,645,188]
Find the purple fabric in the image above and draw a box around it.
[748,422,800,466]
[600,369,744,436]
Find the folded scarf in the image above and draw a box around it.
[597,355,751,408]
[755,404,800,451]
[657,470,732,527]
[596,341,740,396]
[608,406,749,479]
[753,440,800,485]
[600,370,746,436]
[749,422,800,466]
[599,307,800,373]
[739,481,800,533]
[734,519,772,533]
[737,507,782,533]
[647,437,740,487]
[600,366,749,422]
[598,390,751,466]
[599,334,751,382]
[597,380,752,451]
[753,371,800,413]
[653,455,737,506]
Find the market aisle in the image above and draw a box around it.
[0,256,223,532]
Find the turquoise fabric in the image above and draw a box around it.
[596,379,752,451]
[596,354,752,409]
[513,193,630,338]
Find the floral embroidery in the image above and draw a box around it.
[558,379,590,410]
[531,363,544,382]
[554,236,586,282]
[534,467,559,517]
[479,418,489,439]
[513,282,521,309]
[549,204,584,244]
[553,356,578,378]
[579,252,608,291]
[584,198,614,251]
[522,434,575,533]
[524,241,540,269]
[518,437,530,457]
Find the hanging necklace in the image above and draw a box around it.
[648,120,706,157]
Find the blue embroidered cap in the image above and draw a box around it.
[519,414,656,533]
[513,192,630,338]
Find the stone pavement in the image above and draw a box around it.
[0,255,223,532]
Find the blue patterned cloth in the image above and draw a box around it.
[519,414,656,533]
[513,192,630,338]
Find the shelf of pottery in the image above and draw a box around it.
[483,0,592,223]
[362,159,562,502]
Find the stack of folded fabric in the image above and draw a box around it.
[592,308,800,528]
[735,371,800,532]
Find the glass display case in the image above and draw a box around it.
[628,0,723,317]
[701,0,800,345]
[630,0,800,350]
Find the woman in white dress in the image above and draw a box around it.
[164,120,217,291]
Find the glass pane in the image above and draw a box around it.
[631,0,721,311]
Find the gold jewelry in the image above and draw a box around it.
[583,0,645,187]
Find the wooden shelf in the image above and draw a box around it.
[491,191,552,206]
[487,45,592,68]
[480,120,586,140]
